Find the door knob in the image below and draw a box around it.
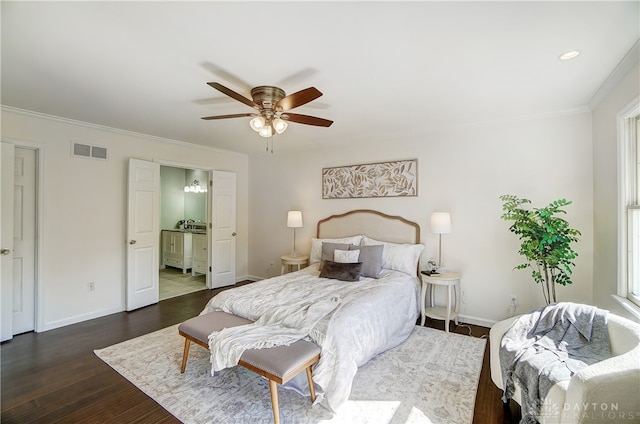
[0,248,10,255]
[232,232,237,236]
[129,240,137,245]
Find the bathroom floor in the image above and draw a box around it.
[159,267,207,300]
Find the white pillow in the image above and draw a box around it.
[334,249,360,263]
[361,235,424,276]
[310,235,363,264]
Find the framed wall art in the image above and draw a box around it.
[322,159,418,199]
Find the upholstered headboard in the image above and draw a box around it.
[316,209,420,244]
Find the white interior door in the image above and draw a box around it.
[126,159,160,310]
[12,148,36,334]
[1,142,15,341]
[210,170,236,288]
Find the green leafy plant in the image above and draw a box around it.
[499,195,581,304]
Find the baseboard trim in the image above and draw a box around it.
[239,275,262,282]
[40,306,123,333]
[457,314,497,329]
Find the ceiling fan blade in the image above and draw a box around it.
[201,62,253,91]
[201,113,255,120]
[207,82,260,110]
[276,68,317,87]
[282,113,333,127]
[276,87,323,111]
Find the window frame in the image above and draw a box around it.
[617,96,640,309]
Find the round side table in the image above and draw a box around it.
[280,255,309,275]
[420,271,461,332]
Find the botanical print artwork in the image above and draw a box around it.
[322,159,418,199]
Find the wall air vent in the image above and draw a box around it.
[71,142,108,160]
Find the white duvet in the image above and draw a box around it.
[200,263,420,413]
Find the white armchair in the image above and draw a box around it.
[490,312,640,423]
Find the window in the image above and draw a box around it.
[628,117,640,307]
[621,100,640,309]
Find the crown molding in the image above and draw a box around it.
[588,39,640,110]
[0,105,247,158]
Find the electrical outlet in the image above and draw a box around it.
[88,282,95,291]
[508,295,518,317]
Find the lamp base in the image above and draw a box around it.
[290,228,299,257]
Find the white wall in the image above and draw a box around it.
[1,108,249,331]
[249,112,594,326]
[592,60,640,321]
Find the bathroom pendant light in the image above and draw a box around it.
[184,179,206,194]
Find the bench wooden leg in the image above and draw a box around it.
[180,338,191,374]
[305,366,316,403]
[269,379,280,424]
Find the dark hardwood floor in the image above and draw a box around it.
[1,283,520,423]
[437,320,522,424]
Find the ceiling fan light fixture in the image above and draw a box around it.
[272,118,288,134]
[259,125,273,138]
[204,82,333,142]
[249,116,266,131]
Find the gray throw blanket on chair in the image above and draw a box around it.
[499,302,611,424]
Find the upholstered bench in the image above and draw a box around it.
[178,311,321,424]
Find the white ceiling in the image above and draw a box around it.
[2,1,639,156]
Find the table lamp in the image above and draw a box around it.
[430,212,451,269]
[287,211,303,257]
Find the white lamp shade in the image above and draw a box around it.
[287,210,303,228]
[430,212,451,234]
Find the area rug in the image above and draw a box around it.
[95,324,486,424]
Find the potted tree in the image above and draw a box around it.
[499,195,581,305]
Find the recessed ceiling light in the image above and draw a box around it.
[559,50,580,60]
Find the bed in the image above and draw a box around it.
[201,209,424,413]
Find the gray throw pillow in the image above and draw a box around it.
[319,260,363,282]
[349,244,384,278]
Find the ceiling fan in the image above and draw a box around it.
[201,82,333,137]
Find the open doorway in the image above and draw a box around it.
[159,166,207,300]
